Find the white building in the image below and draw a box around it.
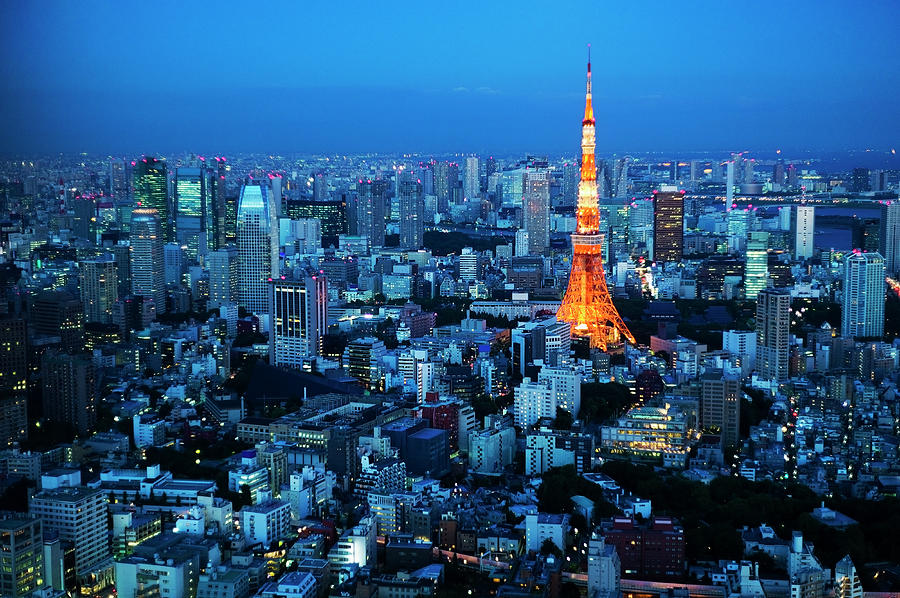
[328,516,376,569]
[794,206,814,260]
[115,551,200,598]
[256,572,317,598]
[269,276,327,367]
[722,330,756,377]
[207,247,239,307]
[237,183,279,315]
[464,156,480,200]
[241,497,291,547]
[468,420,515,474]
[524,513,569,552]
[587,531,620,598]
[29,486,108,575]
[132,413,165,449]
[513,378,555,429]
[281,467,334,520]
[841,252,885,339]
[537,367,581,417]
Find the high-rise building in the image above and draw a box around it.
[0,317,27,449]
[343,337,386,391]
[524,169,550,255]
[834,555,862,598]
[879,201,900,275]
[0,515,44,597]
[130,208,166,313]
[357,179,387,250]
[745,231,770,299]
[174,165,217,260]
[41,351,97,435]
[464,156,480,199]
[842,251,885,340]
[652,186,684,263]
[773,160,786,186]
[398,173,423,249]
[29,485,109,576]
[163,242,183,285]
[556,53,635,351]
[79,255,118,324]
[73,194,97,243]
[726,161,735,208]
[701,370,741,447]
[756,289,791,382]
[30,290,84,352]
[207,246,239,307]
[269,275,327,368]
[237,184,279,315]
[587,531,620,598]
[849,168,870,193]
[132,157,170,241]
[794,206,815,260]
[282,198,347,238]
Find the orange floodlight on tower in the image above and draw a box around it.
[556,47,636,351]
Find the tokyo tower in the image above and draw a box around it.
[556,48,636,351]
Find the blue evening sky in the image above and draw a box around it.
[1,0,898,155]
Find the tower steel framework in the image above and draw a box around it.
[556,49,636,351]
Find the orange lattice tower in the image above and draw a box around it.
[556,48,636,351]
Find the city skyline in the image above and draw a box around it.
[2,1,900,154]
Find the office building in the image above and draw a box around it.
[834,555,862,598]
[242,497,291,547]
[237,183,279,315]
[0,317,28,449]
[115,548,200,598]
[0,515,44,597]
[133,157,170,241]
[41,351,96,435]
[524,168,550,255]
[398,173,424,249]
[163,243,184,285]
[722,329,756,377]
[600,517,685,578]
[701,370,741,447]
[464,156,480,199]
[131,208,167,313]
[283,198,347,238]
[588,531,620,598]
[356,179,387,250]
[842,252,885,339]
[879,201,900,275]
[406,427,450,477]
[600,404,689,468]
[343,337,386,391]
[30,486,108,575]
[652,186,684,263]
[79,256,118,324]
[30,290,84,351]
[794,206,815,260]
[468,419,516,474]
[745,231,770,299]
[174,166,217,259]
[756,289,791,382]
[525,427,594,475]
[207,246,238,306]
[270,276,327,367]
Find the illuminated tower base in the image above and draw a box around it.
[557,233,635,352]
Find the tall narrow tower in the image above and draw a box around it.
[556,49,635,351]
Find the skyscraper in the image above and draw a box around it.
[398,173,424,249]
[879,201,900,275]
[756,288,790,382]
[464,156,480,199]
[207,246,238,307]
[29,485,109,577]
[130,208,166,313]
[701,370,741,447]
[524,168,550,255]
[842,251,885,340]
[556,51,635,351]
[794,205,815,260]
[0,317,28,449]
[30,290,84,352]
[237,183,279,315]
[0,515,44,597]
[174,165,216,260]
[79,255,118,324]
[269,275,327,368]
[357,179,387,250]
[41,350,97,435]
[132,157,170,241]
[652,186,684,263]
[745,231,769,299]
